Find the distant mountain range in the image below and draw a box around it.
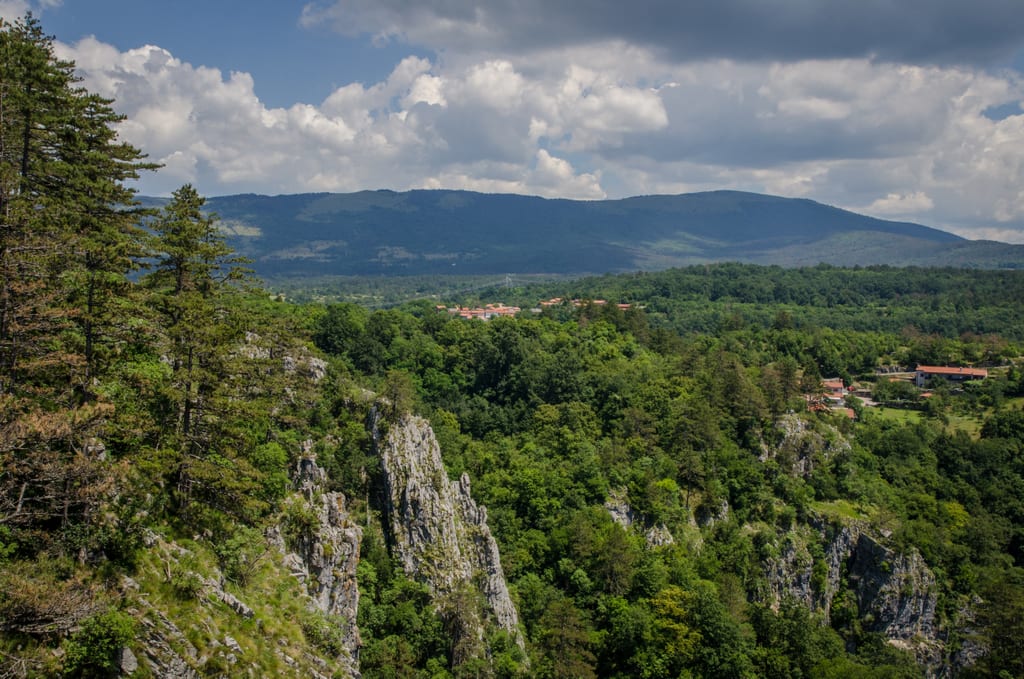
[143,189,1024,276]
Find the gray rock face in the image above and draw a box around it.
[283,355,328,382]
[764,520,951,674]
[279,457,363,678]
[371,411,524,656]
[848,534,937,639]
[241,332,327,382]
[201,576,255,619]
[696,497,730,527]
[763,529,817,610]
[605,488,676,548]
[117,646,138,675]
[132,596,201,679]
[820,522,861,612]
[943,598,987,678]
[605,488,643,529]
[764,414,850,477]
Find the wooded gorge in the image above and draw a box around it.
[3,14,1024,679]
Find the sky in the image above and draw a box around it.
[3,1,1024,242]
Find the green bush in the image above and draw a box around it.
[281,496,319,549]
[62,609,136,677]
[214,526,268,586]
[250,442,290,502]
[300,609,348,657]
[169,554,205,600]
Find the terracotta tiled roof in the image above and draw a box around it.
[915,365,988,378]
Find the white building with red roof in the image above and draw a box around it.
[914,365,988,387]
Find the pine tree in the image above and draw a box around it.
[0,14,81,393]
[60,91,158,387]
[146,184,248,438]
[144,184,259,523]
[0,14,153,561]
[0,14,155,395]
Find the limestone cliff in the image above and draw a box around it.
[763,519,959,675]
[762,413,850,478]
[274,456,363,678]
[370,409,524,663]
[758,416,972,675]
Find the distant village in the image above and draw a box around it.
[436,297,633,320]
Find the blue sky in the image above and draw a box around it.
[5,0,1024,242]
[41,1,426,108]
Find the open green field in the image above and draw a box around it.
[868,395,1024,437]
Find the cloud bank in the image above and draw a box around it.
[301,0,1024,66]
[44,1,1024,241]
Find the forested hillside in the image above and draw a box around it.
[309,291,1024,678]
[142,188,1024,279]
[3,14,1024,679]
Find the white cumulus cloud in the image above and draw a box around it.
[52,26,1024,241]
[864,192,935,216]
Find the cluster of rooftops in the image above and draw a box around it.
[810,365,989,419]
[437,298,633,320]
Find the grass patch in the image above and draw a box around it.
[126,523,346,678]
[810,499,872,522]
[1004,396,1024,410]
[869,404,991,438]
[944,412,984,437]
[870,407,922,426]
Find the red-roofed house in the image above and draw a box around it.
[822,378,846,403]
[914,365,988,387]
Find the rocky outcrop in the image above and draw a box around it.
[763,520,949,673]
[605,488,676,548]
[764,414,850,477]
[242,332,328,382]
[696,497,730,528]
[201,576,255,619]
[847,533,938,655]
[370,410,524,662]
[275,456,363,678]
[123,577,201,679]
[125,541,268,677]
[942,598,987,677]
[763,528,818,610]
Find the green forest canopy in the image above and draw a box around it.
[3,14,1024,678]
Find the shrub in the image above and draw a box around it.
[300,610,348,657]
[62,609,136,677]
[169,559,204,600]
[214,526,268,586]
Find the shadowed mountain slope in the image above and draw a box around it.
[142,189,1023,276]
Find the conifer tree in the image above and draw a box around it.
[146,184,247,437]
[0,14,153,561]
[61,92,158,387]
[0,14,81,393]
[144,184,259,522]
[0,14,154,395]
